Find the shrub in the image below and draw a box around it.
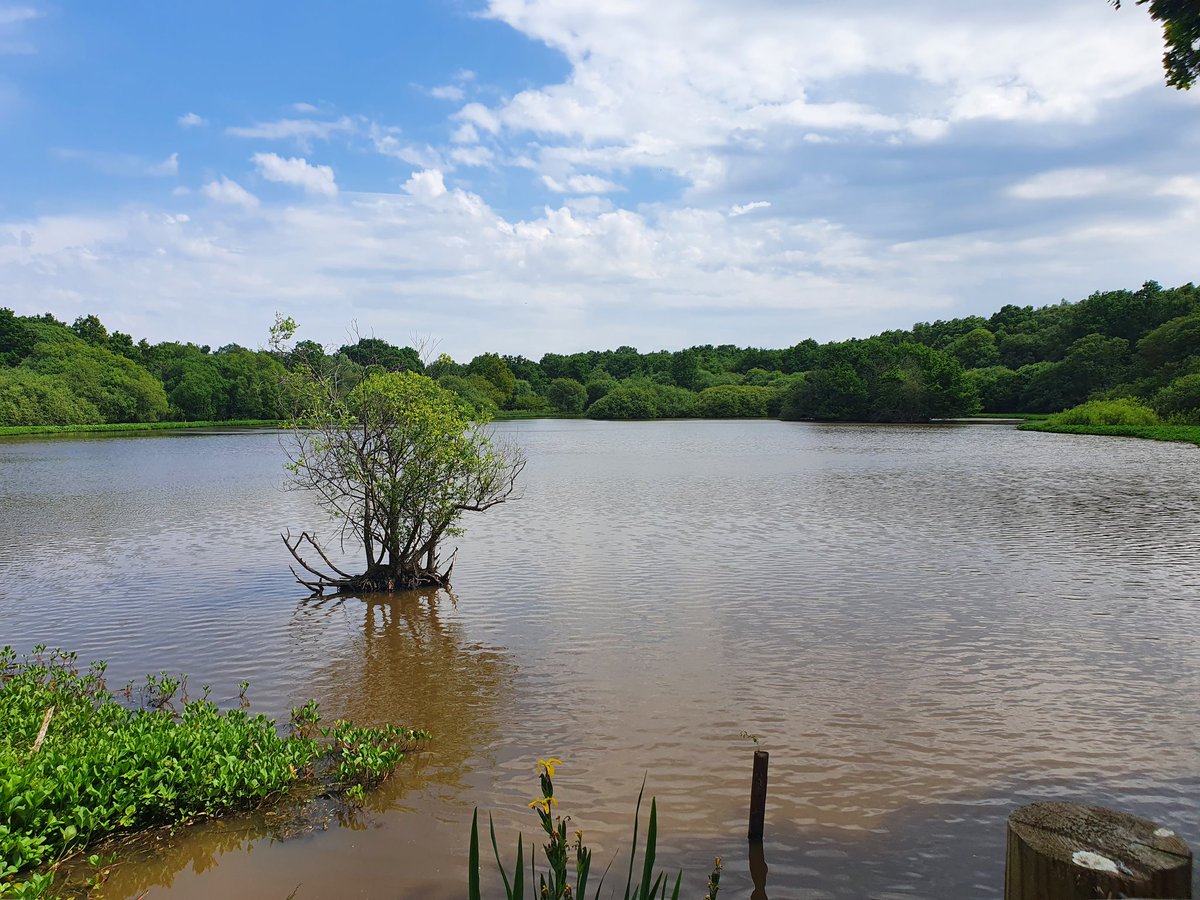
[695,385,775,418]
[546,378,587,415]
[1152,374,1200,424]
[586,385,659,420]
[1047,398,1160,426]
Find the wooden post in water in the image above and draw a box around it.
[1004,801,1192,900]
[748,750,769,843]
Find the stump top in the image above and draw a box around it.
[1009,801,1191,884]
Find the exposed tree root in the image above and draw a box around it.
[282,530,455,595]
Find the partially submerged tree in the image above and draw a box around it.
[275,318,525,594]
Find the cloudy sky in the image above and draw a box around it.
[1,1,1197,359]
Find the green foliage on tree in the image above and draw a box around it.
[0,369,102,426]
[780,340,978,422]
[282,354,525,592]
[546,377,588,414]
[1137,311,1200,368]
[20,340,168,423]
[695,385,776,418]
[468,353,518,407]
[1114,0,1200,89]
[0,308,37,367]
[1152,373,1200,423]
[338,337,424,374]
[586,385,659,420]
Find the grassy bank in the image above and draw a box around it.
[0,419,282,437]
[491,409,582,421]
[1018,420,1200,447]
[0,647,427,898]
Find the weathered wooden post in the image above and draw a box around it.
[748,750,769,842]
[1005,801,1192,899]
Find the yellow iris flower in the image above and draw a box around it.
[537,757,563,778]
[527,795,559,814]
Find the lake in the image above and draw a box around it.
[1,420,1197,898]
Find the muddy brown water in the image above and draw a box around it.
[1,420,1197,898]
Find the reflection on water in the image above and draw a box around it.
[1,422,1198,898]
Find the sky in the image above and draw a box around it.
[0,1,1197,360]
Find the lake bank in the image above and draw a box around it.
[1017,419,1200,447]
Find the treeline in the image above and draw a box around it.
[2,280,1198,427]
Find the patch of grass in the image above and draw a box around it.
[0,420,282,437]
[0,647,428,898]
[491,410,582,421]
[1019,420,1200,447]
[969,412,1050,420]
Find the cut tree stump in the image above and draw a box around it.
[1005,801,1192,899]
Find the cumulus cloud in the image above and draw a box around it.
[178,112,207,128]
[470,0,1166,193]
[202,177,259,209]
[252,152,338,197]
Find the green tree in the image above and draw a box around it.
[945,327,1000,369]
[70,314,109,346]
[0,369,102,426]
[1152,373,1200,422]
[338,337,424,374]
[0,308,36,366]
[546,377,588,414]
[467,353,517,407]
[21,340,169,423]
[1114,0,1200,89]
[696,385,775,417]
[586,385,658,420]
[282,364,525,593]
[1137,311,1200,368]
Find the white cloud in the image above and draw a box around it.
[148,153,179,176]
[252,152,338,197]
[430,84,465,102]
[449,145,495,168]
[403,169,448,202]
[178,112,207,128]
[542,174,623,194]
[292,102,319,113]
[1009,167,1127,200]
[470,0,1167,193]
[202,177,259,209]
[5,155,1198,360]
[226,116,356,141]
[730,201,770,217]
[451,123,479,144]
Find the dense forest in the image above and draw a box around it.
[2,280,1198,427]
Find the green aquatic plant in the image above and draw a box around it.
[0,646,428,898]
[469,759,721,900]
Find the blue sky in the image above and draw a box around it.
[1,1,1197,359]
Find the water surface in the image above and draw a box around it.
[1,421,1197,898]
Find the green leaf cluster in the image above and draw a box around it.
[0,647,428,897]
